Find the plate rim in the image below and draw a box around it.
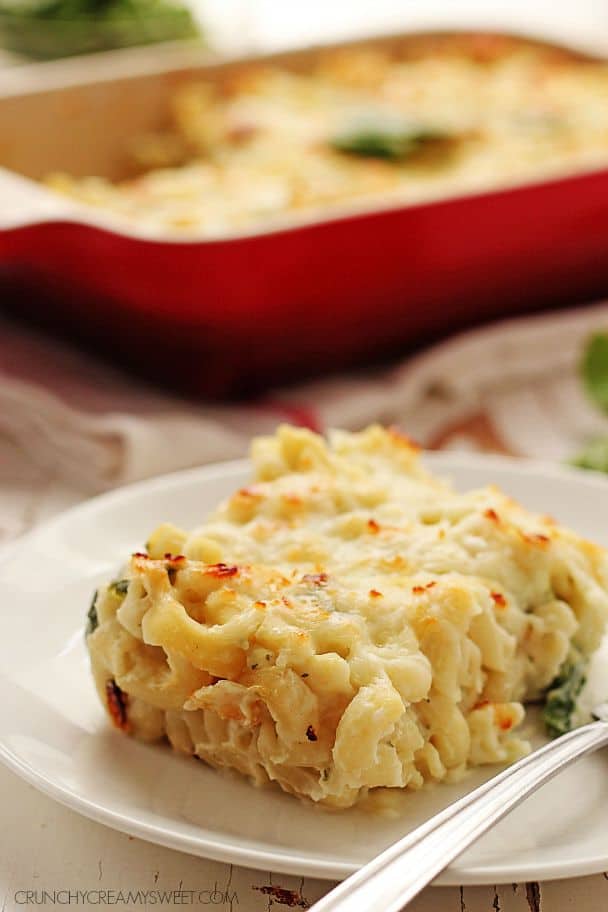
[2,451,608,884]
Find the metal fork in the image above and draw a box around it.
[311,704,608,912]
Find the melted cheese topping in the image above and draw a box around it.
[87,425,608,807]
[49,38,608,236]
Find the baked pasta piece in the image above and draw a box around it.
[86,425,608,808]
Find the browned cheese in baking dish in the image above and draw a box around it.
[40,34,608,237]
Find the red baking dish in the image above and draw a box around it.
[2,32,608,397]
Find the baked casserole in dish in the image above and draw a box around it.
[44,34,608,236]
[3,32,608,395]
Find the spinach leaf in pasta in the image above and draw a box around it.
[542,655,587,738]
[86,590,98,636]
[109,578,129,597]
[330,119,452,162]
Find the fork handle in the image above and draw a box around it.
[311,720,608,912]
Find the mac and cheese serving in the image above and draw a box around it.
[86,426,608,807]
[49,37,608,236]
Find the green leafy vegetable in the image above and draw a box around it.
[109,578,129,597]
[581,332,608,413]
[571,436,608,474]
[569,333,608,473]
[0,0,199,59]
[86,590,98,636]
[542,655,587,738]
[330,121,451,162]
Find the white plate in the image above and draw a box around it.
[1,452,608,885]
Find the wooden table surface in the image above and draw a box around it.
[1,455,608,912]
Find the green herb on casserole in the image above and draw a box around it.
[330,118,453,162]
[109,578,129,597]
[542,653,587,738]
[86,590,99,636]
[85,579,129,635]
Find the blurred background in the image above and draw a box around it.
[3,1,608,60]
[198,1,608,56]
[3,1,608,518]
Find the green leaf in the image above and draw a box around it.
[570,436,608,474]
[542,655,587,738]
[0,0,199,59]
[581,332,608,413]
[330,121,450,162]
[109,578,129,597]
[86,590,98,636]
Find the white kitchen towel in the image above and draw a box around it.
[1,301,608,492]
